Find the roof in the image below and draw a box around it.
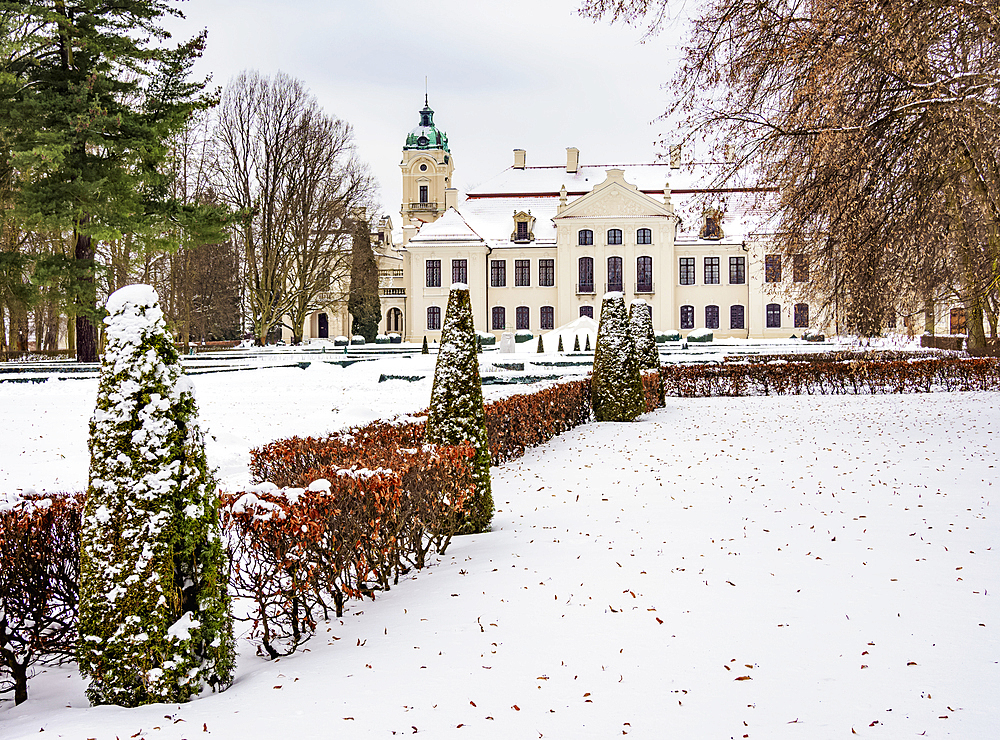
[406,207,484,245]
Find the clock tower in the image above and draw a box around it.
[400,96,455,226]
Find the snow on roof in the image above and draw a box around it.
[406,207,485,245]
[459,197,559,248]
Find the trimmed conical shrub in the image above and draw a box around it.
[536,334,544,353]
[573,334,581,352]
[78,285,234,707]
[585,334,591,352]
[422,335,429,354]
[425,285,493,533]
[557,335,564,353]
[592,292,645,421]
[629,299,665,407]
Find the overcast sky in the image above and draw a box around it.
[164,0,692,223]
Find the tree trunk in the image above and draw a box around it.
[75,231,98,362]
[965,295,987,352]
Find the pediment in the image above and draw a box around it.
[555,175,673,220]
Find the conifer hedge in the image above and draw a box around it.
[78,285,234,706]
[592,293,646,421]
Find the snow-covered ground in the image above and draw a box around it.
[2,353,997,738]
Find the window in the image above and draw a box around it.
[705,305,720,330]
[793,254,808,282]
[516,221,528,241]
[637,228,652,245]
[730,305,745,330]
[578,257,594,293]
[765,255,781,282]
[679,257,695,285]
[680,305,695,330]
[578,229,593,246]
[419,185,428,204]
[704,257,720,285]
[794,303,809,328]
[766,303,781,328]
[491,259,506,287]
[425,259,441,287]
[427,306,441,330]
[580,305,594,319]
[515,259,530,286]
[607,228,623,245]
[637,256,653,293]
[492,306,506,330]
[729,256,746,285]
[540,305,554,330]
[516,306,530,330]
[607,256,623,292]
[452,258,467,285]
[539,259,554,287]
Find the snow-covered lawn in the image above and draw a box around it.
[1,366,997,737]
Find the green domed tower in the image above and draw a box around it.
[400,96,455,226]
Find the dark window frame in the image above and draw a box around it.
[492,306,506,331]
[607,228,623,245]
[729,256,746,285]
[730,304,745,330]
[636,228,652,245]
[578,229,593,246]
[765,255,782,283]
[766,303,782,328]
[679,257,695,285]
[516,305,530,330]
[705,304,720,330]
[515,259,530,287]
[637,256,653,293]
[704,256,720,285]
[578,256,594,293]
[794,302,809,328]
[425,259,441,288]
[607,256,623,293]
[680,304,695,330]
[540,305,554,330]
[580,305,594,319]
[427,306,441,330]
[793,254,809,283]
[539,258,555,287]
[452,258,468,285]
[490,259,506,288]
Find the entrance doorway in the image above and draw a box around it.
[387,307,403,334]
[318,313,329,338]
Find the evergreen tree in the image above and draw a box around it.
[573,334,581,352]
[557,335,564,353]
[592,293,645,422]
[424,285,493,534]
[79,285,234,706]
[585,334,592,352]
[536,334,544,353]
[422,335,429,354]
[348,217,381,342]
[0,2,217,362]
[629,299,664,407]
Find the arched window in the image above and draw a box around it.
[540,306,554,330]
[636,256,653,293]
[794,303,809,328]
[578,257,594,293]
[427,306,441,331]
[607,256,623,292]
[766,303,781,328]
[492,306,506,331]
[680,305,694,330]
[607,228,622,245]
[387,308,402,333]
[730,305,745,330]
[516,306,530,330]
[705,305,720,330]
[580,305,594,319]
[637,228,652,245]
[578,229,593,246]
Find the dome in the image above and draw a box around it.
[404,98,450,152]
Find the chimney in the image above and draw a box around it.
[670,144,681,169]
[513,149,526,169]
[566,147,579,174]
[444,187,458,210]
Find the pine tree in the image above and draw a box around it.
[422,335,429,354]
[348,217,381,342]
[573,334,581,352]
[424,285,493,533]
[629,299,664,408]
[585,334,592,352]
[78,285,234,706]
[536,334,544,353]
[1,3,217,362]
[592,293,645,421]
[557,335,564,353]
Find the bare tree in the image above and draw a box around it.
[582,0,1000,343]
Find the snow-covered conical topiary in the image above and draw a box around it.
[629,299,664,407]
[79,285,234,707]
[592,292,645,421]
[424,285,493,533]
[573,334,581,352]
[536,334,544,353]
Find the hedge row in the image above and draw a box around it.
[222,441,475,658]
[662,356,1000,396]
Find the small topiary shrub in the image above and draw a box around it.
[573,334,581,352]
[592,293,645,421]
[351,335,366,345]
[422,335,430,354]
[557,335,564,353]
[687,329,713,343]
[424,285,493,533]
[334,335,349,346]
[657,330,681,342]
[375,334,390,345]
[536,334,545,353]
[476,331,497,346]
[629,299,664,407]
[78,285,234,707]
[585,334,591,351]
[514,330,533,343]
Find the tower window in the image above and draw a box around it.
[419,185,429,204]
